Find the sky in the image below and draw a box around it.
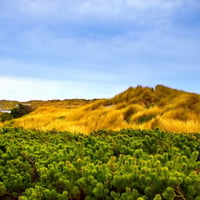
[0,0,200,101]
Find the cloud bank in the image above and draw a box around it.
[0,0,200,100]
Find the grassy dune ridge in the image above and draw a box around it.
[1,85,200,133]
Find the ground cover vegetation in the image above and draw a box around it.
[0,128,200,199]
[0,85,200,133]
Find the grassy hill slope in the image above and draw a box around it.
[1,85,200,133]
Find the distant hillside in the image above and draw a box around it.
[0,100,19,111]
[1,85,200,133]
[0,99,91,110]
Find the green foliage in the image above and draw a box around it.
[10,104,32,118]
[0,112,12,122]
[153,194,162,200]
[136,114,155,124]
[0,128,200,199]
[162,187,175,200]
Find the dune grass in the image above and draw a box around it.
[1,85,200,134]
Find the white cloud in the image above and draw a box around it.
[1,18,199,81]
[3,0,194,24]
[13,0,60,17]
[0,76,64,101]
[0,74,126,101]
[0,56,119,82]
[0,0,200,98]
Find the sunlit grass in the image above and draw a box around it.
[2,85,200,134]
[158,118,200,133]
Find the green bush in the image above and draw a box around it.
[0,128,200,199]
[0,112,12,122]
[10,104,32,118]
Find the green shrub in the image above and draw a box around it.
[10,104,32,118]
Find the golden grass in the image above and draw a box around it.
[161,108,199,121]
[157,118,200,133]
[0,122,4,128]
[122,104,144,122]
[1,85,200,134]
[130,106,161,124]
[10,104,127,134]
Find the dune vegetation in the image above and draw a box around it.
[0,85,200,134]
[1,128,200,199]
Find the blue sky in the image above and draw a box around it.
[0,0,200,101]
